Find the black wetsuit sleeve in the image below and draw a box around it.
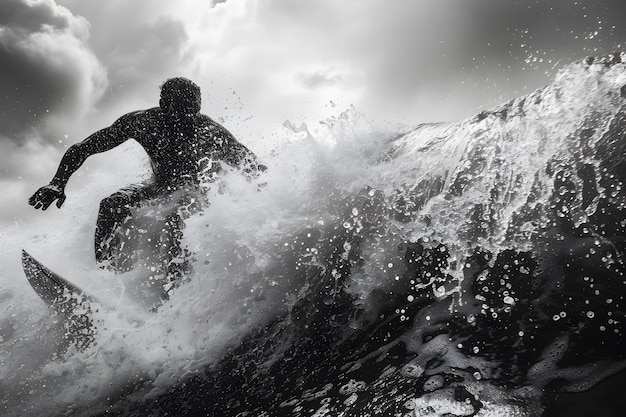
[224,139,267,177]
[214,125,266,175]
[50,113,139,188]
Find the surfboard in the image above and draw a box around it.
[21,249,95,349]
[21,249,92,305]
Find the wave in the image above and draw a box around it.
[1,53,625,417]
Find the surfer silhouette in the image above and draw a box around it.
[28,77,265,286]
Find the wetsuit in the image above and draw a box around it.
[37,107,264,274]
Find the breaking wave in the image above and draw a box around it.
[1,53,626,416]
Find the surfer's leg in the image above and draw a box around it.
[160,211,194,298]
[161,190,201,295]
[95,193,131,264]
[94,183,158,265]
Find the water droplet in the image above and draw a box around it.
[423,375,445,392]
[401,363,425,379]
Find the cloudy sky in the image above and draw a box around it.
[1,0,625,225]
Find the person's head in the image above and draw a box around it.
[159,77,201,117]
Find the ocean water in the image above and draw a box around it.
[1,53,625,416]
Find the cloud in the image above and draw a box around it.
[0,134,57,179]
[92,15,190,109]
[54,1,214,112]
[1,0,625,226]
[7,0,625,143]
[0,0,107,143]
[297,68,343,90]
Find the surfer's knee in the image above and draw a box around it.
[99,193,131,214]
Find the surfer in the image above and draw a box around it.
[28,77,265,285]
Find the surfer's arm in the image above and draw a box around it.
[227,142,267,179]
[50,113,141,189]
[218,130,267,178]
[49,131,121,189]
[29,113,140,210]
[201,116,266,180]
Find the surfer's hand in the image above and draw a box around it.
[28,184,67,210]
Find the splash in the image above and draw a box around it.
[1,53,626,417]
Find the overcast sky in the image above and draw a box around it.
[1,0,625,224]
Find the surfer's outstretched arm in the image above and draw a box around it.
[218,128,267,178]
[28,113,138,210]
